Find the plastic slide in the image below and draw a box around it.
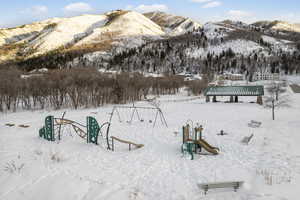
[193,139,219,155]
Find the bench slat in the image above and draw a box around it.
[199,181,243,195]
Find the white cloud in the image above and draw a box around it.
[64,2,93,13]
[21,5,48,16]
[127,4,169,13]
[228,10,253,18]
[202,1,222,8]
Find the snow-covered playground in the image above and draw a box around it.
[1,77,300,200]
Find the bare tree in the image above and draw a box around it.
[265,81,289,120]
[267,81,287,101]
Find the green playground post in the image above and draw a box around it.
[44,116,54,141]
[87,116,100,145]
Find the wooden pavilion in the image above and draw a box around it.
[204,86,264,105]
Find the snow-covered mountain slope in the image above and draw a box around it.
[25,11,165,57]
[0,10,299,73]
[186,39,266,58]
[188,21,297,59]
[253,20,300,33]
[75,11,164,47]
[24,14,108,56]
[144,11,202,35]
[0,22,50,47]
[0,10,165,61]
[203,22,232,39]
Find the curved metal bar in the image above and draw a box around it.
[58,112,66,141]
[71,124,87,139]
[99,122,108,137]
[54,118,86,127]
[105,123,111,150]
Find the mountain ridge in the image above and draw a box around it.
[0,10,300,75]
[143,11,202,35]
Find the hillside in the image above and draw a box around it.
[0,10,165,62]
[253,20,300,33]
[144,11,202,35]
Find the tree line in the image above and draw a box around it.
[0,67,208,112]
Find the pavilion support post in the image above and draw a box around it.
[230,96,234,103]
[213,96,217,102]
[206,96,210,102]
[235,96,239,103]
[257,96,263,105]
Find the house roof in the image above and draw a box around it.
[204,86,264,96]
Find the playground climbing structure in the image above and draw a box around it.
[39,114,110,147]
[38,113,144,152]
[181,122,219,160]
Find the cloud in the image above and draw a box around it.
[190,0,222,8]
[64,2,93,13]
[190,0,212,2]
[202,1,222,8]
[21,5,48,16]
[127,4,169,13]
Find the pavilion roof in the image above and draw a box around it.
[204,86,264,96]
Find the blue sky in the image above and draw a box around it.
[1,0,299,28]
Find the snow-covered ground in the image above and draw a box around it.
[1,77,300,200]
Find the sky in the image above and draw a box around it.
[0,0,299,28]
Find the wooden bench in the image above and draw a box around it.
[111,136,144,151]
[199,181,243,195]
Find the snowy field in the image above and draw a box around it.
[1,78,300,200]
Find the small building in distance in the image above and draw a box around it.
[204,85,264,105]
[253,72,279,81]
[219,73,245,81]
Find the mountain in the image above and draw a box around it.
[143,11,202,35]
[252,20,300,33]
[0,10,165,63]
[0,10,299,75]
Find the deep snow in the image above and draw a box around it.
[1,77,300,200]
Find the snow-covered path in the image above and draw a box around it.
[1,85,300,200]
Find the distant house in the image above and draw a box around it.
[219,73,244,81]
[253,72,279,81]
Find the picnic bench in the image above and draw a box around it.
[248,120,262,128]
[199,181,244,195]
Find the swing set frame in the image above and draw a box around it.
[109,105,168,127]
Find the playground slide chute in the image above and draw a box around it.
[193,139,219,155]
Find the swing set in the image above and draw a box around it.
[109,105,168,127]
